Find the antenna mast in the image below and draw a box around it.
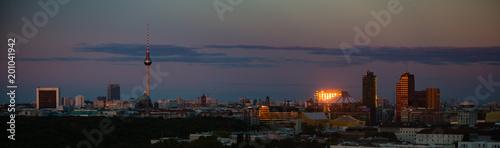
[147,24,149,51]
[406,63,408,72]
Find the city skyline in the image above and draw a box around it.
[1,0,500,104]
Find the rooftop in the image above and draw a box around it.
[302,112,328,120]
[417,128,477,135]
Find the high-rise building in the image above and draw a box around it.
[363,70,377,125]
[75,95,85,108]
[426,88,440,110]
[107,84,120,101]
[36,87,59,109]
[201,94,207,107]
[265,96,270,106]
[413,88,440,110]
[396,72,414,122]
[413,90,427,108]
[62,97,74,106]
[144,24,152,96]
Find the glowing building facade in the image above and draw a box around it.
[396,72,415,122]
[259,106,299,121]
[426,88,440,110]
[315,90,342,102]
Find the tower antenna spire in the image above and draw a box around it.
[406,63,408,72]
[144,24,152,96]
[147,24,149,51]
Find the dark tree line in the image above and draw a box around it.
[0,116,247,147]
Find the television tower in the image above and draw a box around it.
[144,24,152,96]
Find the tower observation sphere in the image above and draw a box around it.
[144,57,152,65]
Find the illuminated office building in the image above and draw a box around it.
[396,72,415,122]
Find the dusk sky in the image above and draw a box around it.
[1,0,500,104]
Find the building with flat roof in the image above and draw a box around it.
[107,84,120,101]
[458,110,478,126]
[416,128,477,145]
[362,70,377,125]
[396,72,415,122]
[426,88,440,110]
[36,87,59,109]
[75,95,85,108]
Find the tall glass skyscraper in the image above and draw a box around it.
[363,70,377,125]
[107,84,120,101]
[396,72,414,122]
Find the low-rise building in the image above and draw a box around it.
[416,128,477,145]
[379,122,428,143]
[458,110,478,126]
[458,142,500,148]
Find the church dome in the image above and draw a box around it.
[138,92,151,102]
[135,91,153,111]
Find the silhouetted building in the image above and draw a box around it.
[135,91,153,112]
[107,84,120,101]
[265,96,270,106]
[396,72,414,122]
[36,87,59,109]
[426,88,440,110]
[201,94,207,107]
[363,70,377,125]
[413,90,426,108]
